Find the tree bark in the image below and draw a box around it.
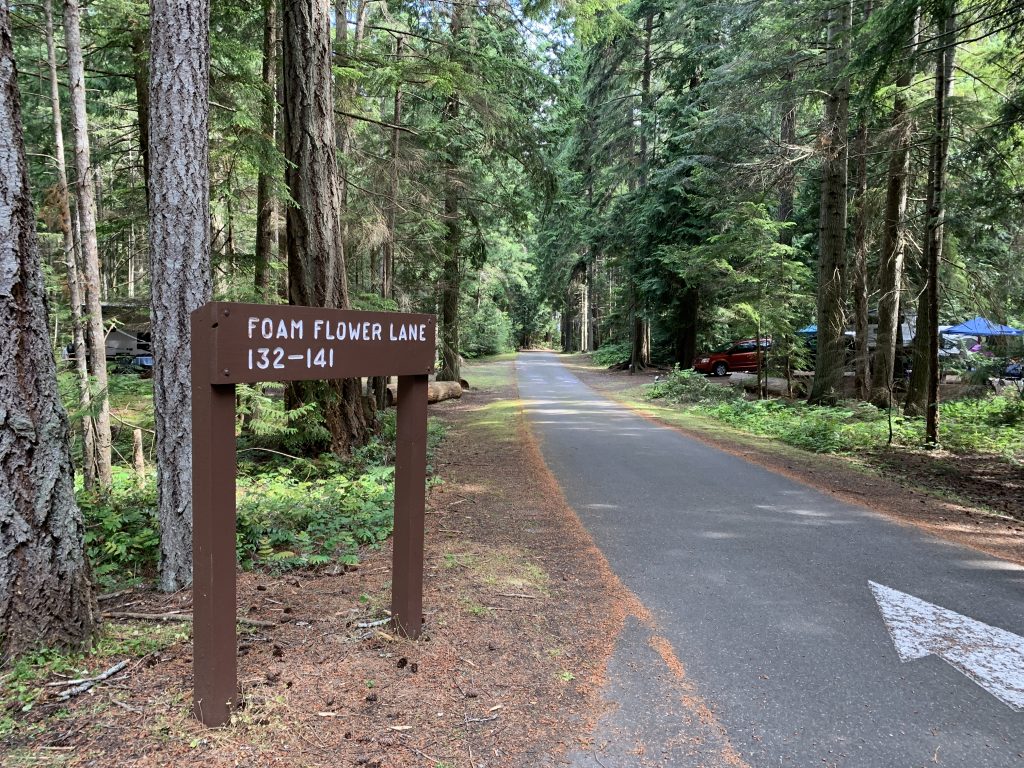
[904,290,930,416]
[1,5,97,655]
[284,0,345,309]
[869,15,918,407]
[629,11,654,375]
[777,70,797,245]
[334,0,368,286]
[849,1,874,401]
[924,10,956,445]
[149,0,212,592]
[381,37,401,303]
[371,35,403,409]
[808,0,852,405]
[130,24,151,202]
[64,0,113,488]
[675,286,699,368]
[283,0,369,453]
[45,0,97,489]
[254,0,278,298]
[852,117,871,400]
[438,3,464,383]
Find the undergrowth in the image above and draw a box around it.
[645,366,1024,457]
[78,387,445,588]
[589,342,631,368]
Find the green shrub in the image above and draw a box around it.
[590,342,631,368]
[236,383,332,454]
[78,467,159,588]
[700,398,921,453]
[649,384,1023,458]
[236,461,396,571]
[78,412,446,584]
[646,366,745,405]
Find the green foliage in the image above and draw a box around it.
[648,386,1024,458]
[236,461,396,571]
[590,342,631,368]
[646,366,745,405]
[78,400,445,583]
[234,411,445,571]
[78,468,159,588]
[701,399,910,454]
[462,295,514,357]
[236,384,330,455]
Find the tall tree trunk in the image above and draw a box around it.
[904,289,930,415]
[629,11,654,375]
[381,37,401,303]
[64,0,113,488]
[808,0,852,405]
[1,4,97,654]
[149,0,212,592]
[580,268,590,352]
[371,35,403,409]
[275,8,288,302]
[283,0,369,453]
[131,24,151,201]
[45,0,97,489]
[850,1,873,401]
[675,286,699,368]
[438,4,464,383]
[777,70,797,245]
[254,0,278,298]
[334,0,368,290]
[587,257,598,350]
[851,118,871,400]
[869,14,919,407]
[924,9,956,444]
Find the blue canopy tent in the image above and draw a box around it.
[797,324,817,334]
[941,316,1023,337]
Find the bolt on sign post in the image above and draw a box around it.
[190,302,435,726]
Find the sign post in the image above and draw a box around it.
[190,302,435,726]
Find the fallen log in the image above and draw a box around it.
[385,380,463,407]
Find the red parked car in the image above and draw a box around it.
[693,338,771,376]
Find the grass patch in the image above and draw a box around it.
[445,544,549,595]
[463,354,518,392]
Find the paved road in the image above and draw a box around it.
[517,352,1024,768]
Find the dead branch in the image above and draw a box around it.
[53,659,129,701]
[102,611,277,628]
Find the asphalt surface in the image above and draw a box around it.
[517,352,1024,768]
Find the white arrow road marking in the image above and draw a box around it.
[869,581,1024,710]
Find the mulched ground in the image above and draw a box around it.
[1,359,634,767]
[563,354,1024,567]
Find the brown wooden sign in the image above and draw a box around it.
[190,301,435,727]
[201,302,435,383]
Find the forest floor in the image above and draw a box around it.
[1,356,634,768]
[562,353,1024,567]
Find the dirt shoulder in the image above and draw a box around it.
[2,358,633,768]
[560,353,1024,567]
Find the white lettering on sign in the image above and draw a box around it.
[247,316,306,341]
[389,322,427,341]
[243,315,428,373]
